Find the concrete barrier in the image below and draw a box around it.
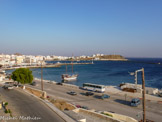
[24,86,46,98]
[73,108,121,122]
[103,111,138,122]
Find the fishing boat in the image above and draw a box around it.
[62,56,78,81]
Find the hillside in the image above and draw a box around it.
[98,55,128,61]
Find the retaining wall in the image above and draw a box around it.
[73,108,121,122]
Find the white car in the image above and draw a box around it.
[7,86,14,90]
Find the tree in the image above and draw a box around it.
[11,68,33,84]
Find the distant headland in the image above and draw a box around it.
[97,55,128,61]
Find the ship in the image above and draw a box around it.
[62,74,78,81]
[61,55,78,81]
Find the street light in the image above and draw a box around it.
[129,68,146,122]
[41,61,44,91]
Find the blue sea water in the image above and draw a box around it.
[6,58,162,89]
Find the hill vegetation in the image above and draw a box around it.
[99,55,127,60]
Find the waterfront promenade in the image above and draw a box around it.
[4,62,93,70]
[27,79,162,122]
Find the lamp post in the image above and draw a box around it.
[41,61,44,91]
[129,68,146,122]
[141,68,146,122]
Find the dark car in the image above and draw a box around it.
[158,92,162,97]
[67,91,77,95]
[30,81,36,86]
[2,85,14,90]
[76,105,81,108]
[131,98,140,107]
[2,85,9,89]
[56,82,63,85]
[101,94,110,99]
[85,92,94,96]
[81,106,88,110]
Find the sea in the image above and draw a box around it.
[6,58,162,89]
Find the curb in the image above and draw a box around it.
[20,89,75,122]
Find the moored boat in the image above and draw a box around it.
[61,54,78,81]
[62,74,78,81]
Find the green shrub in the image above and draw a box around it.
[5,109,9,113]
[5,102,8,106]
[101,112,113,117]
[8,109,11,113]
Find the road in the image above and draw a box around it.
[0,86,65,122]
[28,81,162,122]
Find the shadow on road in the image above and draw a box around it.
[93,95,101,99]
[114,99,131,106]
[80,92,86,96]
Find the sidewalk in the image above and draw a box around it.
[105,86,162,103]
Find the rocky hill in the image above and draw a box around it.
[98,55,128,61]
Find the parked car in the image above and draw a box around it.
[2,85,8,89]
[2,85,14,90]
[131,98,140,107]
[67,91,77,95]
[158,92,162,97]
[108,111,115,113]
[101,94,110,99]
[30,81,36,86]
[85,92,94,96]
[7,86,14,90]
[81,106,88,110]
[76,105,81,108]
[56,82,63,85]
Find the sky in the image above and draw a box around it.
[0,0,162,57]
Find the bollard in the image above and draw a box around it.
[23,85,26,90]
[42,91,47,99]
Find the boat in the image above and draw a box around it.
[62,74,78,81]
[62,55,78,81]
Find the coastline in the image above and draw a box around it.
[99,59,128,61]
[4,62,93,70]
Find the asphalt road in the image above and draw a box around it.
[28,81,162,122]
[0,86,65,122]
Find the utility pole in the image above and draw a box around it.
[66,64,67,74]
[135,71,137,89]
[142,68,146,122]
[41,61,44,91]
[130,68,146,121]
[72,54,73,73]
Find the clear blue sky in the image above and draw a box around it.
[0,0,162,57]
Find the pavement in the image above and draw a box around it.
[0,86,65,122]
[27,81,162,122]
[105,85,162,102]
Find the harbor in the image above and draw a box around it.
[1,58,162,122]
